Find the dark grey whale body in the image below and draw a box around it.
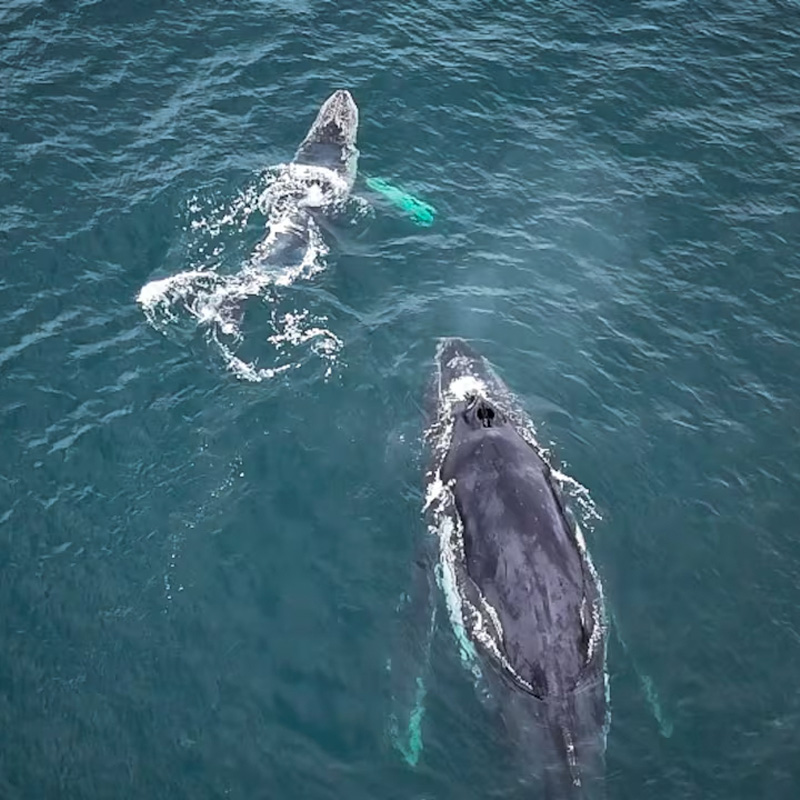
[426,338,608,797]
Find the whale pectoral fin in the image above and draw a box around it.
[609,609,674,738]
[387,529,439,767]
[387,604,436,767]
[364,176,436,227]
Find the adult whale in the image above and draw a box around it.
[425,338,608,798]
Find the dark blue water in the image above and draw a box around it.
[2,1,800,797]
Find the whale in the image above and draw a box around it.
[137,89,360,381]
[424,338,608,797]
[253,88,359,266]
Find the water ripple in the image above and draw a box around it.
[2,0,800,798]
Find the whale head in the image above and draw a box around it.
[429,337,510,421]
[294,90,359,182]
[305,89,358,149]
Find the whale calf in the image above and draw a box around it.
[425,338,608,797]
[137,90,359,380]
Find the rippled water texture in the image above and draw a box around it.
[2,1,799,798]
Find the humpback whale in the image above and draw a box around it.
[137,90,359,380]
[425,338,608,797]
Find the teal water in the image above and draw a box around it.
[2,1,800,798]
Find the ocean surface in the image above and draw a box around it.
[2,1,800,798]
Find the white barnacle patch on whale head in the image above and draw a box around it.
[302,89,359,150]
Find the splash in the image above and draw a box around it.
[551,467,603,530]
[137,164,350,381]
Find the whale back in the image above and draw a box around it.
[442,400,596,697]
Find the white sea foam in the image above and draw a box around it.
[137,162,349,381]
[432,511,482,679]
